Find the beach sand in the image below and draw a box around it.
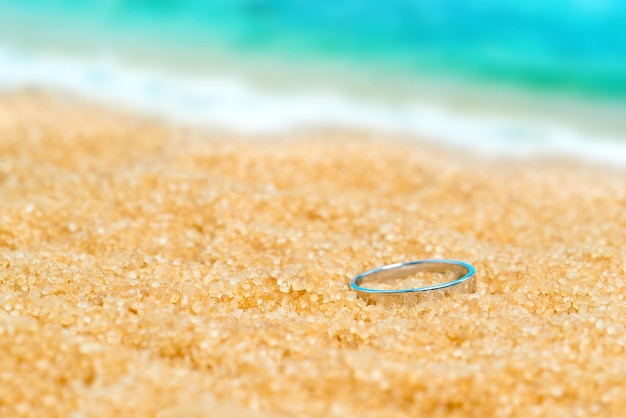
[1,92,625,417]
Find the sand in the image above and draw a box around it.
[0,93,625,417]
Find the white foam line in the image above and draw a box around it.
[1,48,626,167]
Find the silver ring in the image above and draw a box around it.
[350,259,476,304]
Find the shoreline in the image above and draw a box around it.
[1,93,626,416]
[2,47,626,169]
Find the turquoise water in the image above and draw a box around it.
[1,1,626,165]
[2,0,626,99]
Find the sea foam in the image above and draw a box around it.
[1,48,625,167]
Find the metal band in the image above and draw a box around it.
[350,259,476,304]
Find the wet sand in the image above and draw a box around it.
[1,93,625,417]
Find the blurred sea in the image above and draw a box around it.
[1,0,626,164]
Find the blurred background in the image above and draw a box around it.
[1,0,625,163]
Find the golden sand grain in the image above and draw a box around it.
[0,93,625,417]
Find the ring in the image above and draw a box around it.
[350,259,476,304]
